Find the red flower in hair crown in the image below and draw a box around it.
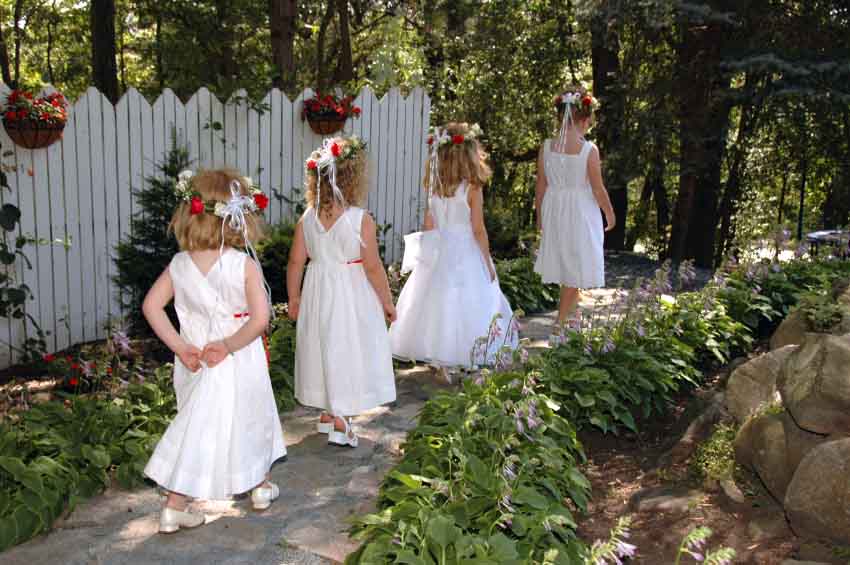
[174,170,269,217]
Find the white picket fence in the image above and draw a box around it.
[0,85,431,366]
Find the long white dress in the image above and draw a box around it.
[294,207,396,416]
[534,139,605,288]
[144,248,286,500]
[390,182,519,368]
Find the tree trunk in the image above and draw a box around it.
[155,7,163,91]
[315,1,335,91]
[118,3,127,92]
[591,2,628,250]
[669,17,726,267]
[777,166,789,224]
[213,0,236,88]
[0,6,10,85]
[91,0,120,103]
[46,0,56,84]
[335,0,353,83]
[269,0,297,91]
[797,155,808,241]
[13,0,24,87]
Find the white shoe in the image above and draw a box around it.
[328,417,358,448]
[251,481,280,511]
[158,506,205,533]
[317,415,333,434]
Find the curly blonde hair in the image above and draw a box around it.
[555,84,594,124]
[304,137,369,215]
[169,168,267,251]
[423,122,492,197]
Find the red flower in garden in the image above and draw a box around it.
[307,159,317,170]
[69,377,78,386]
[189,196,204,215]
[331,142,341,157]
[43,354,55,363]
[253,193,269,210]
[452,135,465,145]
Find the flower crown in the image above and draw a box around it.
[427,123,483,148]
[305,136,367,174]
[554,91,598,112]
[175,170,269,217]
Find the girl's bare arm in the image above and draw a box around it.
[588,145,616,231]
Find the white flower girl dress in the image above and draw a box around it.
[390,182,518,368]
[144,248,287,500]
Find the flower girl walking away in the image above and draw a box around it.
[390,123,518,375]
[142,169,286,533]
[287,136,397,448]
[535,86,616,330]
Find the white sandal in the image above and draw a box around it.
[317,413,333,434]
[328,417,358,448]
[250,481,280,511]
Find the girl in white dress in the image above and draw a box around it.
[143,169,286,533]
[390,123,518,373]
[535,86,616,328]
[287,136,397,448]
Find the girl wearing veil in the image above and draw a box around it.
[287,136,396,449]
[143,168,286,533]
[534,86,616,330]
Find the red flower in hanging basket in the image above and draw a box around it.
[352,106,361,116]
[254,193,269,210]
[69,376,79,386]
[189,196,205,215]
[452,135,465,145]
[301,92,361,122]
[3,88,68,149]
[43,353,55,363]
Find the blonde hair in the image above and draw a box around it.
[555,84,594,124]
[304,137,369,214]
[423,122,492,197]
[169,168,267,251]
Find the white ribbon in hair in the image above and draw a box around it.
[427,127,451,198]
[216,179,274,318]
[313,138,364,247]
[556,92,580,151]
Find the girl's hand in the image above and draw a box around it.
[383,302,397,323]
[202,340,230,368]
[177,344,203,372]
[604,212,617,232]
[288,297,300,321]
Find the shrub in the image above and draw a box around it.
[256,222,295,304]
[113,141,190,333]
[496,257,558,314]
[267,304,297,411]
[689,423,740,483]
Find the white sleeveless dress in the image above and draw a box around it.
[144,249,286,500]
[390,182,518,368]
[534,139,605,288]
[294,207,396,416]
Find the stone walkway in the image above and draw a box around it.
[3,263,647,564]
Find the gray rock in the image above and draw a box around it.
[780,561,832,565]
[747,513,791,541]
[627,485,703,514]
[778,334,850,435]
[720,478,747,504]
[771,309,810,350]
[725,346,796,423]
[735,413,793,500]
[785,437,850,544]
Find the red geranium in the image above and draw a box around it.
[3,88,68,125]
[307,159,318,170]
[254,193,269,210]
[70,363,80,370]
[4,111,15,121]
[189,196,205,215]
[301,92,362,122]
[331,142,341,157]
[452,135,465,145]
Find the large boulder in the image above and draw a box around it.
[734,413,793,501]
[785,438,850,544]
[726,346,796,423]
[777,334,850,435]
[770,309,809,350]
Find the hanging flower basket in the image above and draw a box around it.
[2,89,68,150]
[302,92,361,136]
[3,119,65,149]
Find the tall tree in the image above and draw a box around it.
[335,0,353,83]
[90,0,119,102]
[268,0,297,91]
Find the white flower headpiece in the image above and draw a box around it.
[175,169,269,219]
[426,124,484,196]
[554,90,598,148]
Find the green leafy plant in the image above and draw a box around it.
[267,304,297,411]
[689,423,740,483]
[797,289,846,332]
[496,257,558,314]
[256,223,295,304]
[674,526,736,565]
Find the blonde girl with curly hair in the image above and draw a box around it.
[142,168,286,533]
[287,136,396,448]
[535,86,616,331]
[390,122,518,376]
